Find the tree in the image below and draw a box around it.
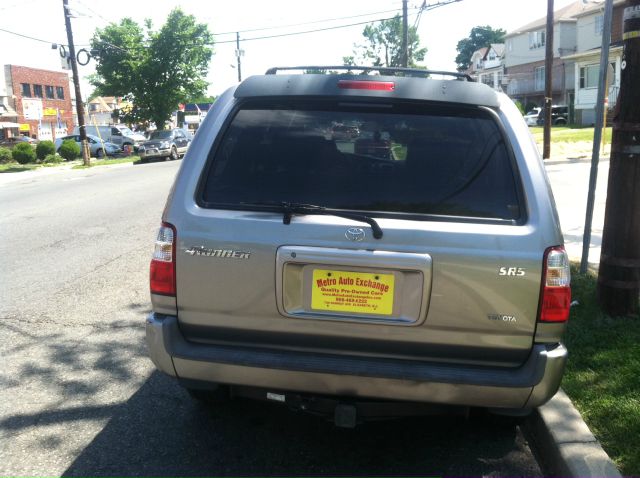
[90,8,213,129]
[348,15,426,68]
[455,26,506,72]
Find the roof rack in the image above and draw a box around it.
[264,65,474,82]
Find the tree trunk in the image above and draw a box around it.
[597,0,640,316]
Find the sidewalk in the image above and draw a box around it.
[545,155,608,268]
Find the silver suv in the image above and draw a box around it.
[146,66,570,423]
[138,128,191,161]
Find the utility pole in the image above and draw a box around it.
[580,0,614,274]
[542,0,554,159]
[597,0,640,316]
[236,32,242,82]
[62,0,89,166]
[402,0,409,67]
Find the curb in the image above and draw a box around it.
[523,389,621,477]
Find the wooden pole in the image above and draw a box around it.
[597,0,640,316]
[62,0,89,166]
[542,0,554,159]
[402,0,409,67]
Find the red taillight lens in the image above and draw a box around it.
[150,223,176,296]
[338,80,395,91]
[539,246,571,322]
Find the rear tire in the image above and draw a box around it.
[96,148,104,158]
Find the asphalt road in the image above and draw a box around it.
[0,161,543,476]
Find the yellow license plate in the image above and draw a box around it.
[311,269,395,316]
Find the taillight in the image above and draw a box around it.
[539,246,571,322]
[337,80,395,91]
[150,223,176,296]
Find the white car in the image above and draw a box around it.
[524,107,541,126]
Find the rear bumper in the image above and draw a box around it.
[139,148,170,159]
[146,313,567,409]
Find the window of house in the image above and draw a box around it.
[579,64,599,89]
[33,85,43,98]
[529,30,546,49]
[55,86,65,99]
[21,83,31,97]
[534,66,545,91]
[45,85,55,99]
[609,61,616,85]
[595,15,604,35]
[507,40,513,52]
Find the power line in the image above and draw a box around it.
[211,6,411,36]
[214,13,420,44]
[0,27,62,45]
[0,6,422,53]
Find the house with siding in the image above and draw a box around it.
[562,0,625,125]
[504,1,600,114]
[468,44,506,92]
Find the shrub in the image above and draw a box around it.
[58,139,80,161]
[36,140,56,161]
[43,153,63,164]
[0,146,12,163]
[12,142,36,164]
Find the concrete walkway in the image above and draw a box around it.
[545,155,608,268]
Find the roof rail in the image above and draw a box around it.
[264,65,474,81]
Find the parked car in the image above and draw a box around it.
[331,123,359,141]
[73,124,146,151]
[524,107,541,126]
[536,105,569,126]
[146,66,570,424]
[138,128,191,161]
[55,134,120,158]
[0,136,37,148]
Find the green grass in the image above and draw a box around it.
[562,266,640,475]
[0,163,40,173]
[529,126,612,143]
[71,156,141,169]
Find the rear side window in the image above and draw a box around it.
[201,100,522,221]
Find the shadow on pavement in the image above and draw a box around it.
[59,372,540,477]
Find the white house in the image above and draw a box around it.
[562,0,625,125]
[504,1,601,111]
[476,44,506,91]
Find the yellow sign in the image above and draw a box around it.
[19,124,30,132]
[311,269,395,316]
[43,108,58,116]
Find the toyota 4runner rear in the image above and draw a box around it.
[146,66,570,420]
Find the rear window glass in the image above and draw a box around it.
[201,100,522,221]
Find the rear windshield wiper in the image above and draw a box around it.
[239,201,383,239]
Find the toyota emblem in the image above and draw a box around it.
[345,227,365,242]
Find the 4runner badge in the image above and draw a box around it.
[185,247,251,259]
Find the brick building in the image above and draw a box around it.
[3,65,73,140]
